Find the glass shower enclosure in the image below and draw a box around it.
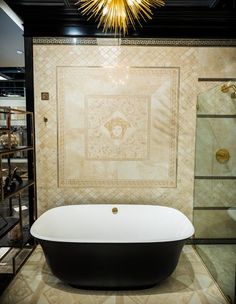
[194,81,236,303]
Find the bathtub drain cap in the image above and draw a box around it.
[112,207,118,214]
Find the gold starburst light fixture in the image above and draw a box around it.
[75,0,165,35]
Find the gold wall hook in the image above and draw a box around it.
[215,149,230,164]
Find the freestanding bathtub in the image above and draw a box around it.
[30,204,194,289]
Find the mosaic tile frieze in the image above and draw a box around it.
[33,37,236,47]
[57,66,179,187]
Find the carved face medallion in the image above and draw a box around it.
[104,117,131,139]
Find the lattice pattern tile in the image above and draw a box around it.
[33,45,199,218]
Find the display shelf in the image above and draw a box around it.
[3,180,34,200]
[0,107,31,115]
[0,246,34,274]
[0,121,26,126]
[0,146,33,156]
[0,218,19,239]
[0,229,31,248]
[2,159,27,164]
[0,106,36,292]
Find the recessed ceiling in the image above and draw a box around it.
[3,0,226,7]
[4,0,236,38]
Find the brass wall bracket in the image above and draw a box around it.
[215,149,230,164]
[221,83,236,98]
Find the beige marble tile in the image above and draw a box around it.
[57,66,178,188]
[33,43,236,225]
[195,118,236,176]
[195,245,236,303]
[0,246,229,304]
[197,48,236,78]
[194,209,236,238]
[33,45,199,218]
[194,179,236,207]
[197,83,236,115]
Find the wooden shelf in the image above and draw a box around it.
[0,146,33,156]
[3,180,34,200]
[0,218,19,239]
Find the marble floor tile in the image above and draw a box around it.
[195,245,236,303]
[0,246,229,304]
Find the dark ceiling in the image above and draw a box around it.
[4,0,236,38]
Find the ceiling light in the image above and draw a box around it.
[17,50,24,54]
[75,0,165,35]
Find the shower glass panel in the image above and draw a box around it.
[194,82,236,303]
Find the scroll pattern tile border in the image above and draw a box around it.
[33,37,236,47]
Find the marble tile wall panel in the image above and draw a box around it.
[194,209,236,238]
[197,48,236,78]
[195,118,236,176]
[197,84,236,115]
[33,44,236,218]
[33,45,199,218]
[194,179,236,207]
[57,66,179,187]
[195,245,236,302]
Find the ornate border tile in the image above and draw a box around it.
[33,37,236,47]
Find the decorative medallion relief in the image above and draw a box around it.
[57,67,179,187]
[85,95,150,160]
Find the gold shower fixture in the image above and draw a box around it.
[221,82,236,98]
[215,149,230,164]
[75,0,165,35]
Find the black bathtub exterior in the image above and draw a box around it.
[38,239,187,289]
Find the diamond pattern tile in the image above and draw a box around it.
[33,44,200,218]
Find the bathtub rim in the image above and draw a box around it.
[30,204,195,243]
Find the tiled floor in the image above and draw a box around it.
[0,245,229,304]
[195,245,236,303]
